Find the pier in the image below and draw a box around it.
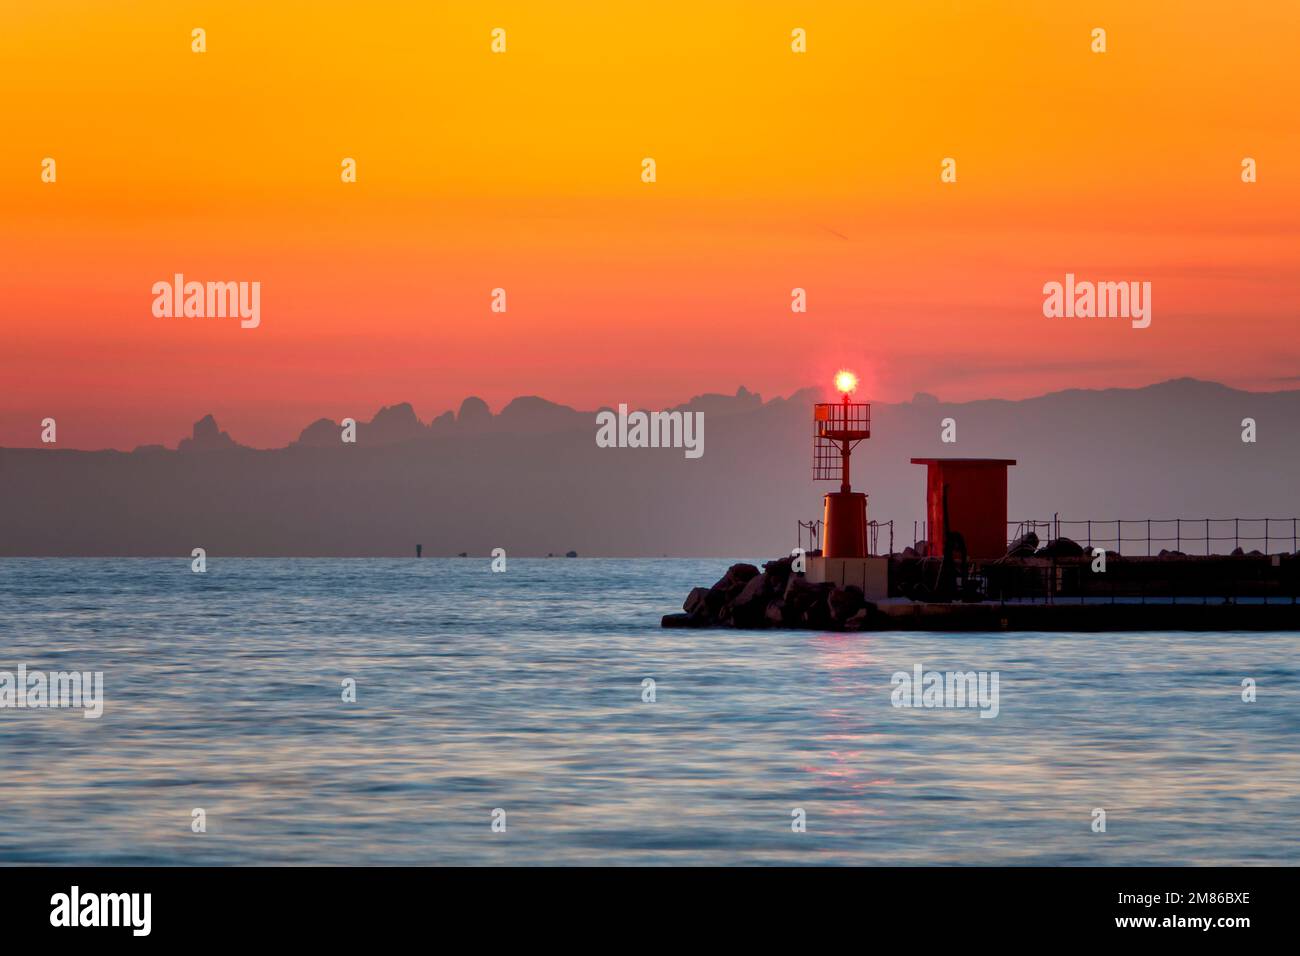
[662,551,1300,632]
[664,515,1300,633]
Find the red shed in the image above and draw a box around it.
[910,458,1016,559]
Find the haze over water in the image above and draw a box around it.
[2,558,1296,865]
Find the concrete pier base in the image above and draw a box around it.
[870,598,1300,631]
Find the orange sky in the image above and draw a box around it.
[2,1,1298,449]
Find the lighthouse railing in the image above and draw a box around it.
[796,519,893,556]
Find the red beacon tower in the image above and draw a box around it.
[813,370,871,558]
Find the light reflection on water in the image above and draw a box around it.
[0,558,1296,865]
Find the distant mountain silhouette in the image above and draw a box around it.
[455,396,493,431]
[497,396,586,433]
[2,380,1297,556]
[295,417,339,447]
[293,402,427,447]
[177,414,238,452]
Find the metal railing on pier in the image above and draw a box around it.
[899,515,1300,557]
[800,515,1299,560]
[1005,515,1300,557]
[796,514,1300,604]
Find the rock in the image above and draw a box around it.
[761,556,794,593]
[729,574,772,627]
[734,574,767,605]
[565,550,578,558]
[764,600,786,626]
[780,576,834,628]
[683,587,711,616]
[1006,532,1039,557]
[712,563,759,593]
[842,607,870,631]
[1231,547,1244,556]
[708,557,798,629]
[661,611,709,629]
[709,563,760,622]
[705,591,730,620]
[663,557,864,630]
[802,592,835,629]
[828,585,866,624]
[783,573,824,606]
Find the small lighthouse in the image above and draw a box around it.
[813,370,871,558]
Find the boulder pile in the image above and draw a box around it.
[661,557,876,631]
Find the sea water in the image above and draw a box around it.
[0,558,1296,865]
